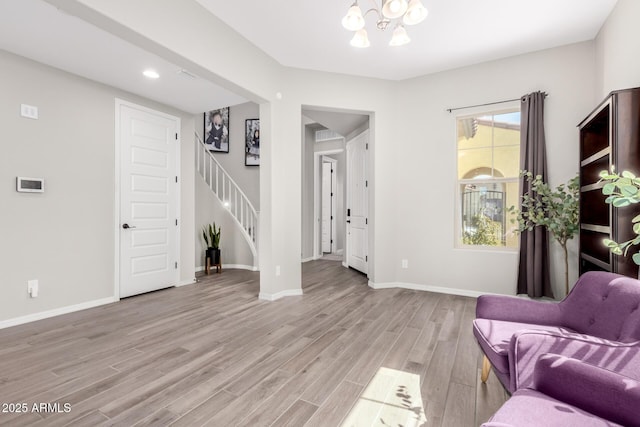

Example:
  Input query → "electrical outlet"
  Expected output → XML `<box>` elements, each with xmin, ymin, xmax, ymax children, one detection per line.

<box><xmin>28</xmin><ymin>279</ymin><xmax>39</xmax><ymax>298</ymax></box>
<box><xmin>401</xmin><ymin>259</ymin><xmax>408</xmax><ymax>269</ymax></box>
<box><xmin>275</xmin><ymin>265</ymin><xmax>281</xmax><ymax>276</ymax></box>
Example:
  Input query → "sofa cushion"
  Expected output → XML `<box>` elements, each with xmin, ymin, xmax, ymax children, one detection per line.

<box><xmin>473</xmin><ymin>319</ymin><xmax>572</xmax><ymax>374</ymax></box>
<box><xmin>482</xmin><ymin>389</ymin><xmax>623</xmax><ymax>427</ymax></box>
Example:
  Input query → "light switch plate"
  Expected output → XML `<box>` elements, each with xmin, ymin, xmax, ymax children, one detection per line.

<box><xmin>20</xmin><ymin>104</ymin><xmax>38</xmax><ymax>119</ymax></box>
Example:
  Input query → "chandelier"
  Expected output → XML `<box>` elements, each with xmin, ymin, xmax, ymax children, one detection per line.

<box><xmin>342</xmin><ymin>0</ymin><xmax>428</xmax><ymax>48</ymax></box>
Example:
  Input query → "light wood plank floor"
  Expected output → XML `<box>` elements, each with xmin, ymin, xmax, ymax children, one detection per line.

<box><xmin>0</xmin><ymin>260</ymin><xmax>508</xmax><ymax>426</ymax></box>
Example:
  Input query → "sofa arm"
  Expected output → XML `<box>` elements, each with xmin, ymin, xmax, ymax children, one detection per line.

<box><xmin>535</xmin><ymin>354</ymin><xmax>640</xmax><ymax>427</ymax></box>
<box><xmin>476</xmin><ymin>294</ymin><xmax>563</xmax><ymax>325</ymax></box>
<box><xmin>509</xmin><ymin>329</ymin><xmax>640</xmax><ymax>391</ymax></box>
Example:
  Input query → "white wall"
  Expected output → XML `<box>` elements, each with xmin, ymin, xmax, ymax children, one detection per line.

<box><xmin>0</xmin><ymin>49</ymin><xmax>195</xmax><ymax>324</ymax></box>
<box><xmin>394</xmin><ymin>42</ymin><xmax>596</xmax><ymax>298</ymax></box>
<box><xmin>33</xmin><ymin>0</ymin><xmax>618</xmax><ymax>301</ymax></box>
<box><xmin>596</xmin><ymin>0</ymin><xmax>640</xmax><ymax>97</ymax></box>
<box><xmin>194</xmin><ymin>175</ymin><xmax>254</xmax><ymax>270</ymax></box>
<box><xmin>194</xmin><ymin>102</ymin><xmax>259</xmax><ymax>270</ymax></box>
<box><xmin>301</xmin><ymin>123</ymin><xmax>316</xmax><ymax>260</ymax></box>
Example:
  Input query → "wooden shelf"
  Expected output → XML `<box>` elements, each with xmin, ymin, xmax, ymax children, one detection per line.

<box><xmin>581</xmin><ymin>224</ymin><xmax>611</xmax><ymax>234</ymax></box>
<box><xmin>580</xmin><ymin>253</ymin><xmax>611</xmax><ymax>271</ymax></box>
<box><xmin>581</xmin><ymin>182</ymin><xmax>605</xmax><ymax>192</ymax></box>
<box><xmin>581</xmin><ymin>147</ymin><xmax>611</xmax><ymax>167</ymax></box>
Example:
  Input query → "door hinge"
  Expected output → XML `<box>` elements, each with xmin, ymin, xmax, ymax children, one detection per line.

<box><xmin>366</xmin><ymin>255</ymin><xmax>368</xmax><ymax>262</ymax></box>
<box><xmin>331</xmin><ymin>216</ymin><xmax>333</xmax><ymax>220</ymax></box>
<box><xmin>175</xmin><ymin>219</ymin><xmax>178</xmax><ymax>226</ymax></box>
<box><xmin>175</xmin><ymin>261</ymin><xmax>178</xmax><ymax>269</ymax></box>
<box><xmin>366</xmin><ymin>218</ymin><xmax>368</xmax><ymax>225</ymax></box>
<box><xmin>175</xmin><ymin>133</ymin><xmax>178</xmax><ymax>140</ymax></box>
<box><xmin>365</xmin><ymin>180</ymin><xmax>368</xmax><ymax>187</ymax></box>
<box><xmin>175</xmin><ymin>176</ymin><xmax>178</xmax><ymax>183</ymax></box>
<box><xmin>366</xmin><ymin>143</ymin><xmax>369</xmax><ymax>150</ymax></box>
<box><xmin>331</xmin><ymin>192</ymin><xmax>334</xmax><ymax>196</ymax></box>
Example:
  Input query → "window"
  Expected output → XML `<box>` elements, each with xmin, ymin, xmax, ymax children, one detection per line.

<box><xmin>457</xmin><ymin>110</ymin><xmax>521</xmax><ymax>249</ymax></box>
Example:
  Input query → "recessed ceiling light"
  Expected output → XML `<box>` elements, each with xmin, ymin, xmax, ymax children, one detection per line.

<box><xmin>143</xmin><ymin>69</ymin><xmax>160</xmax><ymax>79</ymax></box>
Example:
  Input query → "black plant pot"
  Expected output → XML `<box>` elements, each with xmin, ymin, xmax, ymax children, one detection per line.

<box><xmin>206</xmin><ymin>248</ymin><xmax>221</xmax><ymax>265</ymax></box>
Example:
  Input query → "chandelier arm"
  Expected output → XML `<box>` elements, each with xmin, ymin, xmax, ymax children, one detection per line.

<box><xmin>363</xmin><ymin>0</ymin><xmax>384</xmax><ymax>18</ymax></box>
<box><xmin>362</xmin><ymin>8</ymin><xmax>381</xmax><ymax>19</ymax></box>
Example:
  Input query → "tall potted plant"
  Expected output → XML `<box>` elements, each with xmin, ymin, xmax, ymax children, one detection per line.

<box><xmin>509</xmin><ymin>172</ymin><xmax>580</xmax><ymax>296</ymax></box>
<box><xmin>202</xmin><ymin>223</ymin><xmax>221</xmax><ymax>265</ymax></box>
<box><xmin>600</xmin><ymin>170</ymin><xmax>640</xmax><ymax>265</ymax></box>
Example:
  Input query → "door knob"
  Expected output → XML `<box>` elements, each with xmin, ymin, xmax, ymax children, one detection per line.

<box><xmin>122</xmin><ymin>223</ymin><xmax>136</xmax><ymax>229</ymax></box>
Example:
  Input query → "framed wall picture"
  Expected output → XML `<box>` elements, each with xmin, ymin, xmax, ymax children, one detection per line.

<box><xmin>204</xmin><ymin>107</ymin><xmax>230</xmax><ymax>152</ymax></box>
<box><xmin>245</xmin><ymin>119</ymin><xmax>260</xmax><ymax>166</ymax></box>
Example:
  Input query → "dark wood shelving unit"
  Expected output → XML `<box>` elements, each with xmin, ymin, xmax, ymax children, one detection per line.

<box><xmin>578</xmin><ymin>87</ymin><xmax>640</xmax><ymax>278</ymax></box>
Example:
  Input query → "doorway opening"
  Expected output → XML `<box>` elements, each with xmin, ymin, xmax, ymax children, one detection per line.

<box><xmin>301</xmin><ymin>107</ymin><xmax>372</xmax><ymax>275</ymax></box>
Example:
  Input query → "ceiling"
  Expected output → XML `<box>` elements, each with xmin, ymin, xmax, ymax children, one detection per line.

<box><xmin>0</xmin><ymin>0</ymin><xmax>246</xmax><ymax>114</ymax></box>
<box><xmin>196</xmin><ymin>0</ymin><xmax>617</xmax><ymax>80</ymax></box>
<box><xmin>0</xmin><ymin>0</ymin><xmax>618</xmax><ymax>115</ymax></box>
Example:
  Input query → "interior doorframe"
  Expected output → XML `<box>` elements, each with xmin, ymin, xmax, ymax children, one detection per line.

<box><xmin>313</xmin><ymin>148</ymin><xmax>344</xmax><ymax>260</ymax></box>
<box><xmin>321</xmin><ymin>156</ymin><xmax>338</xmax><ymax>254</ymax></box>
<box><xmin>114</xmin><ymin>98</ymin><xmax>182</xmax><ymax>300</ymax></box>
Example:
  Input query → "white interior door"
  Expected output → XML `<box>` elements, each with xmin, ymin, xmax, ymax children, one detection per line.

<box><xmin>322</xmin><ymin>161</ymin><xmax>333</xmax><ymax>253</ymax></box>
<box><xmin>118</xmin><ymin>101</ymin><xmax>179</xmax><ymax>298</ymax></box>
<box><xmin>321</xmin><ymin>158</ymin><xmax>338</xmax><ymax>254</ymax></box>
<box><xmin>346</xmin><ymin>130</ymin><xmax>368</xmax><ymax>274</ymax></box>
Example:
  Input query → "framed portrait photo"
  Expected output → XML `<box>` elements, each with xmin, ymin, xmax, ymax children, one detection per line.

<box><xmin>204</xmin><ymin>107</ymin><xmax>230</xmax><ymax>153</ymax></box>
<box><xmin>245</xmin><ymin>119</ymin><xmax>260</xmax><ymax>166</ymax></box>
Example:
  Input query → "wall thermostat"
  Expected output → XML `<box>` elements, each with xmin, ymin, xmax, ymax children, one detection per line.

<box><xmin>16</xmin><ymin>177</ymin><xmax>45</xmax><ymax>193</ymax></box>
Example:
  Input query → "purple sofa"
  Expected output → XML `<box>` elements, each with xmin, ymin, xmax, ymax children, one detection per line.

<box><xmin>473</xmin><ymin>271</ymin><xmax>640</xmax><ymax>392</ymax></box>
<box><xmin>482</xmin><ymin>354</ymin><xmax>640</xmax><ymax>427</ymax></box>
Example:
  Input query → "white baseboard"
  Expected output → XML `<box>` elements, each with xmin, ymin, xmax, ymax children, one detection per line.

<box><xmin>301</xmin><ymin>255</ymin><xmax>323</xmax><ymax>263</ymax></box>
<box><xmin>342</xmin><ymin>261</ymin><xmax>348</xmax><ymax>268</ymax></box>
<box><xmin>335</xmin><ymin>249</ymin><xmax>344</xmax><ymax>255</ymax></box>
<box><xmin>196</xmin><ymin>264</ymin><xmax>258</xmax><ymax>272</ymax></box>
<box><xmin>367</xmin><ymin>281</ymin><xmax>506</xmax><ymax>298</ymax></box>
<box><xmin>0</xmin><ymin>297</ymin><xmax>117</xmax><ymax>330</ymax></box>
<box><xmin>259</xmin><ymin>289</ymin><xmax>304</xmax><ymax>301</ymax></box>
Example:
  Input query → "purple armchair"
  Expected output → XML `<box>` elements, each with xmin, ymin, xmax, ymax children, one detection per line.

<box><xmin>474</xmin><ymin>271</ymin><xmax>640</xmax><ymax>392</ymax></box>
<box><xmin>483</xmin><ymin>354</ymin><xmax>640</xmax><ymax>427</ymax></box>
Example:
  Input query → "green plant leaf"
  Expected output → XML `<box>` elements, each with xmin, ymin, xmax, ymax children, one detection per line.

<box><xmin>633</xmin><ymin>252</ymin><xmax>640</xmax><ymax>266</ymax></box>
<box><xmin>621</xmin><ymin>185</ymin><xmax>639</xmax><ymax>197</ymax></box>
<box><xmin>602</xmin><ymin>183</ymin><xmax>616</xmax><ymax>195</ymax></box>
<box><xmin>613</xmin><ymin>198</ymin><xmax>632</xmax><ymax>208</ymax></box>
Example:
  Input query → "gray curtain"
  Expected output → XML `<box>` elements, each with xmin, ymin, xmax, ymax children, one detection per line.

<box><xmin>517</xmin><ymin>92</ymin><xmax>553</xmax><ymax>298</ymax></box>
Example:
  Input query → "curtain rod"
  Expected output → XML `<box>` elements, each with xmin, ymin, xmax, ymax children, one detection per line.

<box><xmin>446</xmin><ymin>92</ymin><xmax>548</xmax><ymax>113</ymax></box>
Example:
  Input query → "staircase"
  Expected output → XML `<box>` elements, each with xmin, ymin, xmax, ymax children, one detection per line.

<box><xmin>195</xmin><ymin>132</ymin><xmax>258</xmax><ymax>267</ymax></box>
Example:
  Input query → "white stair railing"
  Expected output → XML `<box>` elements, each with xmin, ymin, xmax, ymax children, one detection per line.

<box><xmin>195</xmin><ymin>132</ymin><xmax>258</xmax><ymax>266</ymax></box>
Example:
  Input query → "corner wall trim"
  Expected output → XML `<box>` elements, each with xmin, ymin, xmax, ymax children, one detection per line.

<box><xmin>0</xmin><ymin>297</ymin><xmax>117</xmax><ymax>330</ymax></box>
<box><xmin>176</xmin><ymin>278</ymin><xmax>197</xmax><ymax>287</ymax></box>
<box><xmin>258</xmin><ymin>289</ymin><xmax>304</xmax><ymax>301</ymax></box>
<box><xmin>367</xmin><ymin>281</ymin><xmax>507</xmax><ymax>298</ymax></box>
<box><xmin>301</xmin><ymin>255</ymin><xmax>322</xmax><ymax>263</ymax></box>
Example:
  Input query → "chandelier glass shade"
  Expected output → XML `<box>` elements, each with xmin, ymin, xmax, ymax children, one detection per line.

<box><xmin>342</xmin><ymin>0</ymin><xmax>427</xmax><ymax>47</ymax></box>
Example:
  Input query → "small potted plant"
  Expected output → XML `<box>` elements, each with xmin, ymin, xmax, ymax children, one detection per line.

<box><xmin>202</xmin><ymin>222</ymin><xmax>221</xmax><ymax>266</ymax></box>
